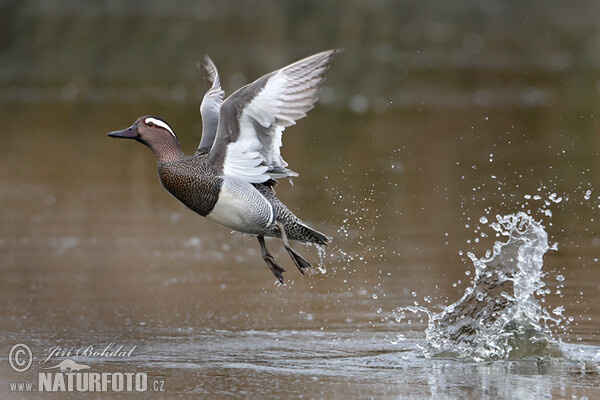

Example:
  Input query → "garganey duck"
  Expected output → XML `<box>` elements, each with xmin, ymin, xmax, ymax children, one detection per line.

<box><xmin>108</xmin><ymin>50</ymin><xmax>337</xmax><ymax>283</ymax></box>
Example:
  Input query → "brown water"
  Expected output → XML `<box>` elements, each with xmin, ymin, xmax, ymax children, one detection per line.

<box><xmin>2</xmin><ymin>1</ymin><xmax>600</xmax><ymax>398</ymax></box>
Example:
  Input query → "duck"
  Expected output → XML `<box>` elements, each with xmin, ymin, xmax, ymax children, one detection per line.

<box><xmin>107</xmin><ymin>50</ymin><xmax>338</xmax><ymax>283</ymax></box>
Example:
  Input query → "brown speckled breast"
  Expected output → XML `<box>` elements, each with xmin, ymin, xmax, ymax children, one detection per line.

<box><xmin>157</xmin><ymin>154</ymin><xmax>222</xmax><ymax>217</ymax></box>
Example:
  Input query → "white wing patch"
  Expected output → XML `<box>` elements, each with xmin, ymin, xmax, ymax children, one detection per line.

<box><xmin>235</xmin><ymin>71</ymin><xmax>294</xmax><ymax>175</ymax></box>
<box><xmin>223</xmin><ymin>140</ymin><xmax>269</xmax><ymax>183</ymax></box>
<box><xmin>145</xmin><ymin>117</ymin><xmax>176</xmax><ymax>138</ymax></box>
<box><xmin>215</xmin><ymin>50</ymin><xmax>337</xmax><ymax>184</ymax></box>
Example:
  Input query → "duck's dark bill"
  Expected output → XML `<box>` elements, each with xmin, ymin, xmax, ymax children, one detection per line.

<box><xmin>107</xmin><ymin>126</ymin><xmax>137</xmax><ymax>139</ymax></box>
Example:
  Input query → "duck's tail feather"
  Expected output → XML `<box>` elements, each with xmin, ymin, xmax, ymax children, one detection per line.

<box><xmin>292</xmin><ymin>222</ymin><xmax>331</xmax><ymax>245</ymax></box>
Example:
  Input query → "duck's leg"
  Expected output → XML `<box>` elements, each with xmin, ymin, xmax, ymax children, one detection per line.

<box><xmin>276</xmin><ymin>222</ymin><xmax>311</xmax><ymax>274</ymax></box>
<box><xmin>257</xmin><ymin>236</ymin><xmax>285</xmax><ymax>283</ymax></box>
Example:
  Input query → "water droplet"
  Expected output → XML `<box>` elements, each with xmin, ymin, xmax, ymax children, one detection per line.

<box><xmin>552</xmin><ymin>306</ymin><xmax>565</xmax><ymax>316</ymax></box>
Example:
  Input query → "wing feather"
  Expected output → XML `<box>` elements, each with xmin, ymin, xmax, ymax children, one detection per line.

<box><xmin>208</xmin><ymin>49</ymin><xmax>338</xmax><ymax>183</ymax></box>
<box><xmin>197</xmin><ymin>55</ymin><xmax>225</xmax><ymax>152</ymax></box>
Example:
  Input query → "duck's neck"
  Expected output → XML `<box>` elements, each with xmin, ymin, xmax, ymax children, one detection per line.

<box><xmin>149</xmin><ymin>137</ymin><xmax>185</xmax><ymax>163</ymax></box>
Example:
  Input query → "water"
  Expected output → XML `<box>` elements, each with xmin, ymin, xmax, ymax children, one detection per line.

<box><xmin>401</xmin><ymin>213</ymin><xmax>563</xmax><ymax>360</ymax></box>
<box><xmin>3</xmin><ymin>1</ymin><xmax>600</xmax><ymax>399</ymax></box>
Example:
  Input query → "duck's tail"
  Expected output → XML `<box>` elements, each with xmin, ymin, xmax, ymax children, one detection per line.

<box><xmin>255</xmin><ymin>184</ymin><xmax>331</xmax><ymax>245</ymax></box>
<box><xmin>292</xmin><ymin>222</ymin><xmax>331</xmax><ymax>245</ymax></box>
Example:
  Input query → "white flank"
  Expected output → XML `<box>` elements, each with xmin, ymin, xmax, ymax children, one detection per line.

<box><xmin>145</xmin><ymin>117</ymin><xmax>176</xmax><ymax>138</ymax></box>
<box><xmin>206</xmin><ymin>190</ymin><xmax>261</xmax><ymax>234</ymax></box>
<box><xmin>206</xmin><ymin>179</ymin><xmax>273</xmax><ymax>235</ymax></box>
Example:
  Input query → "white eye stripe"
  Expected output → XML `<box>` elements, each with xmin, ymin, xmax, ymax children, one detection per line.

<box><xmin>145</xmin><ymin>117</ymin><xmax>176</xmax><ymax>138</ymax></box>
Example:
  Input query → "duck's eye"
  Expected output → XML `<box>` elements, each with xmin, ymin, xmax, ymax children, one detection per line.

<box><xmin>147</xmin><ymin>121</ymin><xmax>154</xmax><ymax>127</ymax></box>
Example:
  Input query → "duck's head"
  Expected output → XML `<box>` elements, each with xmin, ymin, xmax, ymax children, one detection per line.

<box><xmin>108</xmin><ymin>116</ymin><xmax>183</xmax><ymax>161</ymax></box>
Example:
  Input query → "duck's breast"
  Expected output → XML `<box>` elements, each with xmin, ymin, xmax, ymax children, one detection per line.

<box><xmin>158</xmin><ymin>158</ymin><xmax>222</xmax><ymax>217</ymax></box>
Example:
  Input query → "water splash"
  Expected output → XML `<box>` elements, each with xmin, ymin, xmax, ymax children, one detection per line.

<box><xmin>400</xmin><ymin>212</ymin><xmax>564</xmax><ymax>360</ymax></box>
<box><xmin>315</xmin><ymin>244</ymin><xmax>328</xmax><ymax>274</ymax></box>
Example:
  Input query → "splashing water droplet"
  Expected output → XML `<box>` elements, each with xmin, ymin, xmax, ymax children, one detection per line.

<box><xmin>390</xmin><ymin>334</ymin><xmax>406</xmax><ymax>344</ymax></box>
<box><xmin>552</xmin><ymin>306</ymin><xmax>565</xmax><ymax>316</ymax></box>
<box><xmin>315</xmin><ymin>244</ymin><xmax>328</xmax><ymax>274</ymax></box>
<box><xmin>399</xmin><ymin>212</ymin><xmax>563</xmax><ymax>360</ymax></box>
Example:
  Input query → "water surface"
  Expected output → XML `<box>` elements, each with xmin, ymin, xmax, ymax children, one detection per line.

<box><xmin>2</xmin><ymin>1</ymin><xmax>600</xmax><ymax>398</ymax></box>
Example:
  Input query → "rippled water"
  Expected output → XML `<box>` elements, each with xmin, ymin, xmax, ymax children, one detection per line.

<box><xmin>2</xmin><ymin>1</ymin><xmax>600</xmax><ymax>399</ymax></box>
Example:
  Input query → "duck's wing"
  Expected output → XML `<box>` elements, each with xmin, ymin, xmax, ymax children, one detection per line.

<box><xmin>208</xmin><ymin>49</ymin><xmax>338</xmax><ymax>183</ymax></box>
<box><xmin>196</xmin><ymin>55</ymin><xmax>225</xmax><ymax>152</ymax></box>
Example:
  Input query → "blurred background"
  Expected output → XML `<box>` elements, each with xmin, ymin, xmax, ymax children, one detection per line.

<box><xmin>2</xmin><ymin>0</ymin><xmax>600</xmax><ymax>397</ymax></box>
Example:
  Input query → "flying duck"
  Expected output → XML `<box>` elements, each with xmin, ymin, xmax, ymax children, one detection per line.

<box><xmin>107</xmin><ymin>50</ymin><xmax>337</xmax><ymax>283</ymax></box>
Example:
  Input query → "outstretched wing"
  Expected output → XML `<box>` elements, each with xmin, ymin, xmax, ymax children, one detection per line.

<box><xmin>208</xmin><ymin>49</ymin><xmax>338</xmax><ymax>183</ymax></box>
<box><xmin>197</xmin><ymin>55</ymin><xmax>225</xmax><ymax>152</ymax></box>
